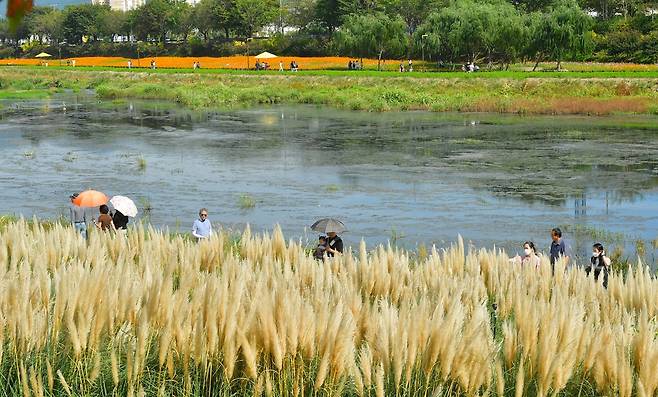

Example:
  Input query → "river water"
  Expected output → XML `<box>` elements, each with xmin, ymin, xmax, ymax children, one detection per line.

<box><xmin>1</xmin><ymin>92</ymin><xmax>657</xmax><ymax>263</ymax></box>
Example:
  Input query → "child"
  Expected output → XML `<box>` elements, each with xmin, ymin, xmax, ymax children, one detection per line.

<box><xmin>95</xmin><ymin>204</ymin><xmax>115</xmax><ymax>232</ymax></box>
<box><xmin>314</xmin><ymin>235</ymin><xmax>327</xmax><ymax>260</ymax></box>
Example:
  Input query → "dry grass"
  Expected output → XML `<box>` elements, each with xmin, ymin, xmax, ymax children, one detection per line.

<box><xmin>0</xmin><ymin>218</ymin><xmax>657</xmax><ymax>396</ymax></box>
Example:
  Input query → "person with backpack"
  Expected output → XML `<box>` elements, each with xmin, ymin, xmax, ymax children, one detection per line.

<box><xmin>69</xmin><ymin>193</ymin><xmax>87</xmax><ymax>239</ymax></box>
<box><xmin>586</xmin><ymin>243</ymin><xmax>611</xmax><ymax>289</ymax></box>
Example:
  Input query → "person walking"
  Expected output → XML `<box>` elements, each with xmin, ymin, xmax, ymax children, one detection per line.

<box><xmin>549</xmin><ymin>227</ymin><xmax>570</xmax><ymax>274</ymax></box>
<box><xmin>586</xmin><ymin>243</ymin><xmax>611</xmax><ymax>289</ymax></box>
<box><xmin>192</xmin><ymin>208</ymin><xmax>212</xmax><ymax>241</ymax></box>
<box><xmin>69</xmin><ymin>193</ymin><xmax>87</xmax><ymax>239</ymax></box>
<box><xmin>127</xmin><ymin>60</ymin><xmax>132</xmax><ymax>69</ymax></box>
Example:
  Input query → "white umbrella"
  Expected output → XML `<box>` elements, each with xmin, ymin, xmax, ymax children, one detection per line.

<box><xmin>109</xmin><ymin>196</ymin><xmax>138</xmax><ymax>217</ymax></box>
<box><xmin>255</xmin><ymin>51</ymin><xmax>277</xmax><ymax>59</ymax></box>
<box><xmin>35</xmin><ymin>52</ymin><xmax>52</xmax><ymax>58</ymax></box>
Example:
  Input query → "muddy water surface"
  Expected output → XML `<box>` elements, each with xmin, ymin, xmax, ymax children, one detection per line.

<box><xmin>1</xmin><ymin>93</ymin><xmax>657</xmax><ymax>264</ymax></box>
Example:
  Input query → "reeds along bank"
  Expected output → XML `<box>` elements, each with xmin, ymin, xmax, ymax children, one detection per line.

<box><xmin>0</xmin><ymin>219</ymin><xmax>657</xmax><ymax>396</ymax></box>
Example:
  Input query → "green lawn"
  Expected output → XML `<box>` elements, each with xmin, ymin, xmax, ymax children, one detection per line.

<box><xmin>4</xmin><ymin>64</ymin><xmax>658</xmax><ymax>79</ymax></box>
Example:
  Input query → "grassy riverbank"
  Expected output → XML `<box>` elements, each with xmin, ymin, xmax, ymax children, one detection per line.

<box><xmin>1</xmin><ymin>67</ymin><xmax>657</xmax><ymax>114</ymax></box>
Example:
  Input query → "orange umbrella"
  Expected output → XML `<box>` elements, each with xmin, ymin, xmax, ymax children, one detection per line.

<box><xmin>72</xmin><ymin>190</ymin><xmax>108</xmax><ymax>207</ymax></box>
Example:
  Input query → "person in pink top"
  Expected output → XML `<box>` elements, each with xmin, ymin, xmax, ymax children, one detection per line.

<box><xmin>510</xmin><ymin>241</ymin><xmax>541</xmax><ymax>268</ymax></box>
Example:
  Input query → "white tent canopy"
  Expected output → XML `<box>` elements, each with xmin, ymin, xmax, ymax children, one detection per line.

<box><xmin>254</xmin><ymin>52</ymin><xmax>277</xmax><ymax>59</ymax></box>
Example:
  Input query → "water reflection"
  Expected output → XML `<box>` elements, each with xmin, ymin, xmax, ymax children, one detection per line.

<box><xmin>0</xmin><ymin>93</ymin><xmax>657</xmax><ymax>264</ymax></box>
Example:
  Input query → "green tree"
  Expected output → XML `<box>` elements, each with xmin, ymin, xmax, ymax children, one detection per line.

<box><xmin>315</xmin><ymin>0</ymin><xmax>382</xmax><ymax>32</ymax></box>
<box><xmin>88</xmin><ymin>5</ymin><xmax>112</xmax><ymax>41</ymax></box>
<box><xmin>25</xmin><ymin>7</ymin><xmax>62</xmax><ymax>44</ymax></box>
<box><xmin>487</xmin><ymin>2</ymin><xmax>528</xmax><ymax>67</ymax></box>
<box><xmin>192</xmin><ymin>0</ymin><xmax>216</xmax><ymax>41</ymax></box>
<box><xmin>234</xmin><ymin>0</ymin><xmax>278</xmax><ymax>37</ymax></box>
<box><xmin>412</xmin><ymin>1</ymin><xmax>491</xmax><ymax>64</ymax></box>
<box><xmin>381</xmin><ymin>0</ymin><xmax>446</xmax><ymax>34</ymax></box>
<box><xmin>287</xmin><ymin>0</ymin><xmax>318</xmax><ymax>30</ymax></box>
<box><xmin>315</xmin><ymin>0</ymin><xmax>341</xmax><ymax>32</ymax></box>
<box><xmin>526</xmin><ymin>0</ymin><xmax>593</xmax><ymax>70</ymax></box>
<box><xmin>106</xmin><ymin>10</ymin><xmax>131</xmax><ymax>40</ymax></box>
<box><xmin>510</xmin><ymin>0</ymin><xmax>555</xmax><ymax>11</ymax></box>
<box><xmin>212</xmin><ymin>0</ymin><xmax>240</xmax><ymax>39</ymax></box>
<box><xmin>131</xmin><ymin>0</ymin><xmax>180</xmax><ymax>42</ymax></box>
<box><xmin>191</xmin><ymin>0</ymin><xmax>239</xmax><ymax>40</ymax></box>
<box><xmin>335</xmin><ymin>12</ymin><xmax>407</xmax><ymax>70</ymax></box>
<box><xmin>173</xmin><ymin>1</ymin><xmax>194</xmax><ymax>40</ymax></box>
<box><xmin>413</xmin><ymin>0</ymin><xmax>527</xmax><ymax>67</ymax></box>
<box><xmin>61</xmin><ymin>4</ymin><xmax>109</xmax><ymax>44</ymax></box>
<box><xmin>337</xmin><ymin>0</ymin><xmax>383</xmax><ymax>15</ymax></box>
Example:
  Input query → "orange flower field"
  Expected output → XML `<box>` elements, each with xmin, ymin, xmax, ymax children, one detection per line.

<box><xmin>0</xmin><ymin>56</ymin><xmax>403</xmax><ymax>70</ymax></box>
<box><xmin>2</xmin><ymin>56</ymin><xmax>657</xmax><ymax>73</ymax></box>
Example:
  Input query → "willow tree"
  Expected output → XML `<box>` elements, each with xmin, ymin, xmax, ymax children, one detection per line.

<box><xmin>335</xmin><ymin>12</ymin><xmax>407</xmax><ymax>70</ymax></box>
<box><xmin>526</xmin><ymin>0</ymin><xmax>593</xmax><ymax>70</ymax></box>
<box><xmin>413</xmin><ymin>0</ymin><xmax>526</xmax><ymax>68</ymax></box>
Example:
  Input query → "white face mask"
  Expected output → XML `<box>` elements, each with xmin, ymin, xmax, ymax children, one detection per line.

<box><xmin>592</xmin><ymin>251</ymin><xmax>599</xmax><ymax>257</ymax></box>
<box><xmin>524</xmin><ymin>248</ymin><xmax>532</xmax><ymax>256</ymax></box>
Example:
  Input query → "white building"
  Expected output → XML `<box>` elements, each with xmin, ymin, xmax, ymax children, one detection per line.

<box><xmin>91</xmin><ymin>0</ymin><xmax>143</xmax><ymax>11</ymax></box>
<box><xmin>92</xmin><ymin>0</ymin><xmax>198</xmax><ymax>12</ymax></box>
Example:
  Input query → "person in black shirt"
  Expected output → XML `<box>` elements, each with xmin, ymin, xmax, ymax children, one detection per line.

<box><xmin>586</xmin><ymin>243</ymin><xmax>611</xmax><ymax>289</ymax></box>
<box><xmin>325</xmin><ymin>232</ymin><xmax>343</xmax><ymax>257</ymax></box>
<box><xmin>112</xmin><ymin>210</ymin><xmax>129</xmax><ymax>230</ymax></box>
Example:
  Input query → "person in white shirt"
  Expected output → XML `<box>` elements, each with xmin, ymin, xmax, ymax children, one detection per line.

<box><xmin>192</xmin><ymin>208</ymin><xmax>212</xmax><ymax>240</ymax></box>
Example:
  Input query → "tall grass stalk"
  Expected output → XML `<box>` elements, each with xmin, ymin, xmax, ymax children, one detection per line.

<box><xmin>0</xmin><ymin>219</ymin><xmax>656</xmax><ymax>396</ymax></box>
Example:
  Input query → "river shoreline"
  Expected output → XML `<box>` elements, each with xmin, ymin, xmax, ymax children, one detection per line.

<box><xmin>1</xmin><ymin>67</ymin><xmax>657</xmax><ymax>115</ymax></box>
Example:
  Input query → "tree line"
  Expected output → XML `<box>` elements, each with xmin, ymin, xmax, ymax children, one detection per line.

<box><xmin>0</xmin><ymin>0</ymin><xmax>656</xmax><ymax>66</ymax></box>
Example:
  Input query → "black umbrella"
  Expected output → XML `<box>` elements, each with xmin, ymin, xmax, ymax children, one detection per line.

<box><xmin>310</xmin><ymin>218</ymin><xmax>347</xmax><ymax>234</ymax></box>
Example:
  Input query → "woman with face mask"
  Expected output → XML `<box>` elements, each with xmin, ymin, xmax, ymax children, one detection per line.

<box><xmin>586</xmin><ymin>243</ymin><xmax>611</xmax><ymax>289</ymax></box>
<box><xmin>510</xmin><ymin>241</ymin><xmax>540</xmax><ymax>268</ymax></box>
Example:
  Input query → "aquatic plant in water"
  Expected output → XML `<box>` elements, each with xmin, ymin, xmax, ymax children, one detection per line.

<box><xmin>137</xmin><ymin>155</ymin><xmax>147</xmax><ymax>171</ymax></box>
<box><xmin>238</xmin><ymin>194</ymin><xmax>256</xmax><ymax>210</ymax></box>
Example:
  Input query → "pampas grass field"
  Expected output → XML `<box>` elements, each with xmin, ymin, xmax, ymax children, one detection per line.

<box><xmin>0</xmin><ymin>218</ymin><xmax>657</xmax><ymax>396</ymax></box>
